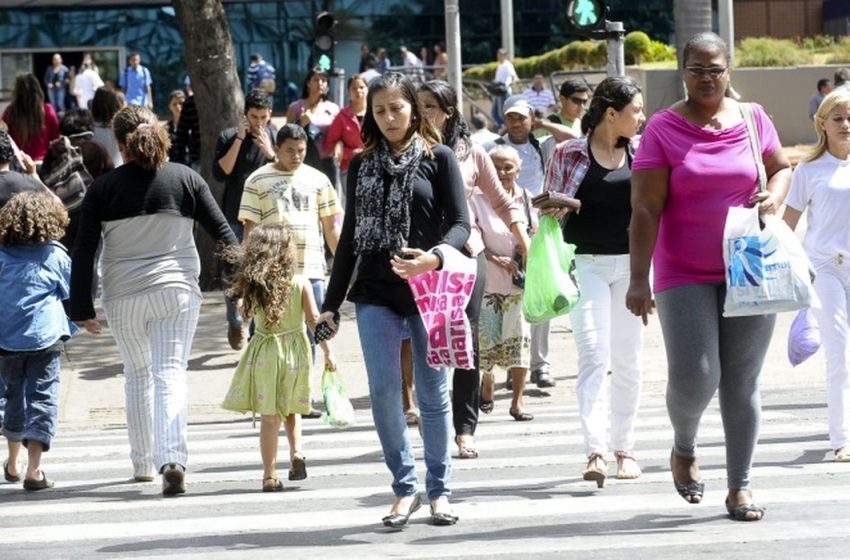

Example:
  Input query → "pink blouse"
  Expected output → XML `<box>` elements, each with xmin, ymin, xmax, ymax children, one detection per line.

<box><xmin>632</xmin><ymin>104</ymin><xmax>780</xmax><ymax>292</ymax></box>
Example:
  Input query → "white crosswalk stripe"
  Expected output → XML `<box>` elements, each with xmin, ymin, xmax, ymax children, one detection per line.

<box><xmin>1</xmin><ymin>393</ymin><xmax>847</xmax><ymax>558</ymax></box>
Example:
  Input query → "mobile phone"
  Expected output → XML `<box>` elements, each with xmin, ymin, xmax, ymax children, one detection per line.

<box><xmin>314</xmin><ymin>311</ymin><xmax>340</xmax><ymax>343</ymax></box>
<box><xmin>393</xmin><ymin>249</ymin><xmax>415</xmax><ymax>261</ymax></box>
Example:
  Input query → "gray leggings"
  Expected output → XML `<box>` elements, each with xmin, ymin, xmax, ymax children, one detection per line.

<box><xmin>655</xmin><ymin>283</ymin><xmax>775</xmax><ymax>490</ymax></box>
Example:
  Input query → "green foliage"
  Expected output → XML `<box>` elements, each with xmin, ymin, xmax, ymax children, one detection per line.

<box><xmin>645</xmin><ymin>40</ymin><xmax>677</xmax><ymax>63</ymax></box>
<box><xmin>801</xmin><ymin>35</ymin><xmax>836</xmax><ymax>53</ymax></box>
<box><xmin>736</xmin><ymin>37</ymin><xmax>813</xmax><ymax>67</ymax></box>
<box><xmin>827</xmin><ymin>37</ymin><xmax>850</xmax><ymax>64</ymax></box>
<box><xmin>624</xmin><ymin>31</ymin><xmax>652</xmax><ymax>65</ymax></box>
<box><xmin>462</xmin><ymin>40</ymin><xmax>608</xmax><ymax>80</ymax></box>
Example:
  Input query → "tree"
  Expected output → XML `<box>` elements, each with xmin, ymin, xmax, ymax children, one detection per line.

<box><xmin>673</xmin><ymin>0</ymin><xmax>712</xmax><ymax>67</ymax></box>
<box><xmin>172</xmin><ymin>0</ymin><xmax>244</xmax><ymax>289</ymax></box>
<box><xmin>624</xmin><ymin>31</ymin><xmax>652</xmax><ymax>65</ymax></box>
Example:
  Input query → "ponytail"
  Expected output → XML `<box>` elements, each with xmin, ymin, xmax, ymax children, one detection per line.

<box><xmin>112</xmin><ymin>106</ymin><xmax>169</xmax><ymax>170</ymax></box>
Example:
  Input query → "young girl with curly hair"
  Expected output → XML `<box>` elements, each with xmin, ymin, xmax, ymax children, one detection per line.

<box><xmin>0</xmin><ymin>191</ymin><xmax>71</xmax><ymax>490</ymax></box>
<box><xmin>222</xmin><ymin>223</ymin><xmax>336</xmax><ymax>492</ymax></box>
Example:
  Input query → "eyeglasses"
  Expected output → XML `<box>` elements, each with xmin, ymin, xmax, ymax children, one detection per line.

<box><xmin>569</xmin><ymin>96</ymin><xmax>589</xmax><ymax>105</ymax></box>
<box><xmin>685</xmin><ymin>66</ymin><xmax>728</xmax><ymax>78</ymax></box>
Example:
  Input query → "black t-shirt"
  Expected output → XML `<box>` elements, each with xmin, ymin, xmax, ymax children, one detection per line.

<box><xmin>562</xmin><ymin>149</ymin><xmax>632</xmax><ymax>255</ymax></box>
<box><xmin>323</xmin><ymin>144</ymin><xmax>470</xmax><ymax>317</ymax></box>
<box><xmin>0</xmin><ymin>170</ymin><xmax>43</xmax><ymax>207</ymax></box>
<box><xmin>212</xmin><ymin>126</ymin><xmax>276</xmax><ymax>223</ymax></box>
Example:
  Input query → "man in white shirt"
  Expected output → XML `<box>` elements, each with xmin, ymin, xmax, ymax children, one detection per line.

<box><xmin>469</xmin><ymin>112</ymin><xmax>500</xmax><ymax>145</ymax></box>
<box><xmin>484</xmin><ymin>95</ymin><xmax>556</xmax><ymax>389</ymax></box>
<box><xmin>491</xmin><ymin>48</ymin><xmax>518</xmax><ymax>129</ymax></box>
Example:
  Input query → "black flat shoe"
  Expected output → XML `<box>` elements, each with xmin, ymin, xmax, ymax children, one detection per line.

<box><xmin>430</xmin><ymin>506</ymin><xmax>459</xmax><ymax>526</ymax></box>
<box><xmin>382</xmin><ymin>494</ymin><xmax>422</xmax><ymax>528</ymax></box>
<box><xmin>288</xmin><ymin>455</ymin><xmax>307</xmax><ymax>481</ymax></box>
<box><xmin>509</xmin><ymin>408</ymin><xmax>534</xmax><ymax>422</ymax></box>
<box><xmin>4</xmin><ymin>460</ymin><xmax>21</xmax><ymax>483</ymax></box>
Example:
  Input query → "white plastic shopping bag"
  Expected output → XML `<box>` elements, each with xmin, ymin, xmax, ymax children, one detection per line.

<box><xmin>722</xmin><ymin>206</ymin><xmax>813</xmax><ymax>317</ymax></box>
<box><xmin>407</xmin><ymin>244</ymin><xmax>477</xmax><ymax>369</ymax></box>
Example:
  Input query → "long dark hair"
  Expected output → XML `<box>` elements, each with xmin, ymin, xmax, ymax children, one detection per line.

<box><xmin>300</xmin><ymin>67</ymin><xmax>328</xmax><ymax>102</ymax></box>
<box><xmin>581</xmin><ymin>76</ymin><xmax>642</xmax><ymax>147</ymax></box>
<box><xmin>360</xmin><ymin>72</ymin><xmax>441</xmax><ymax>156</ymax></box>
<box><xmin>417</xmin><ymin>80</ymin><xmax>470</xmax><ymax>153</ymax></box>
<box><xmin>7</xmin><ymin>74</ymin><xmax>45</xmax><ymax>146</ymax></box>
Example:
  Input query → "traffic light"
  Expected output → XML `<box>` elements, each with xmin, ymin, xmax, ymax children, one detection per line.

<box><xmin>566</xmin><ymin>0</ymin><xmax>606</xmax><ymax>32</ymax></box>
<box><xmin>313</xmin><ymin>11</ymin><xmax>336</xmax><ymax>72</ymax></box>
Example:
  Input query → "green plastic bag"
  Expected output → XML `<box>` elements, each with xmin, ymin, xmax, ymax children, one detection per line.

<box><xmin>522</xmin><ymin>214</ymin><xmax>580</xmax><ymax>324</ymax></box>
<box><xmin>322</xmin><ymin>367</ymin><xmax>356</xmax><ymax>429</ymax></box>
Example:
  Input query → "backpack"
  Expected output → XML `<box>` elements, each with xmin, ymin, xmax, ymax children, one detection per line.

<box><xmin>40</xmin><ymin>136</ymin><xmax>93</xmax><ymax>213</ymax></box>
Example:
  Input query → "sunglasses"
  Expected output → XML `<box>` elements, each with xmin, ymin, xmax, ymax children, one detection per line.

<box><xmin>685</xmin><ymin>66</ymin><xmax>727</xmax><ymax>78</ymax></box>
<box><xmin>569</xmin><ymin>96</ymin><xmax>589</xmax><ymax>105</ymax></box>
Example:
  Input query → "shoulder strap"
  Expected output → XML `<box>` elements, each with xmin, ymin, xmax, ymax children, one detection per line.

<box><xmin>528</xmin><ymin>135</ymin><xmax>545</xmax><ymax>172</ymax></box>
<box><xmin>495</xmin><ymin>137</ymin><xmax>506</xmax><ymax>145</ymax></box>
<box><xmin>741</xmin><ymin>103</ymin><xmax>767</xmax><ymax>193</ymax></box>
<box><xmin>520</xmin><ymin>188</ymin><xmax>533</xmax><ymax>234</ymax></box>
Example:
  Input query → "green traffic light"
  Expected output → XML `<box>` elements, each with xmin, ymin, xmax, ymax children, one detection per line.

<box><xmin>318</xmin><ymin>54</ymin><xmax>332</xmax><ymax>72</ymax></box>
<box><xmin>575</xmin><ymin>0</ymin><xmax>598</xmax><ymax>26</ymax></box>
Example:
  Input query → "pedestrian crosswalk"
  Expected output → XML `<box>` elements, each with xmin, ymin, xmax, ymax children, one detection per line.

<box><xmin>1</xmin><ymin>392</ymin><xmax>848</xmax><ymax>559</ymax></box>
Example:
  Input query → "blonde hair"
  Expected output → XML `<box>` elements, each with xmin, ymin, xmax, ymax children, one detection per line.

<box><xmin>806</xmin><ymin>89</ymin><xmax>850</xmax><ymax>163</ymax></box>
<box><xmin>225</xmin><ymin>224</ymin><xmax>297</xmax><ymax>326</ymax></box>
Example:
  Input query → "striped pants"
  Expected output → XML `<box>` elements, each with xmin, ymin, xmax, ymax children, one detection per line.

<box><xmin>104</xmin><ymin>287</ymin><xmax>201</xmax><ymax>477</ymax></box>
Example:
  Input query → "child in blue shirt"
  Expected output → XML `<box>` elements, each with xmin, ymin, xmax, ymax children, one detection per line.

<box><xmin>0</xmin><ymin>191</ymin><xmax>72</xmax><ymax>490</ymax></box>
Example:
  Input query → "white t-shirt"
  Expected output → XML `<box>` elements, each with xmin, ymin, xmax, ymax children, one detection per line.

<box><xmin>75</xmin><ymin>68</ymin><xmax>104</xmax><ymax>110</ymax></box>
<box><xmin>494</xmin><ymin>60</ymin><xmax>516</xmax><ymax>88</ymax></box>
<box><xmin>785</xmin><ymin>152</ymin><xmax>850</xmax><ymax>269</ymax></box>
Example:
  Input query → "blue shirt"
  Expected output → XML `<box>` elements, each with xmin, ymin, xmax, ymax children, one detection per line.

<box><xmin>0</xmin><ymin>242</ymin><xmax>72</xmax><ymax>352</ymax></box>
<box><xmin>246</xmin><ymin>61</ymin><xmax>275</xmax><ymax>90</ymax></box>
<box><xmin>44</xmin><ymin>64</ymin><xmax>69</xmax><ymax>89</ymax></box>
<box><xmin>119</xmin><ymin>65</ymin><xmax>152</xmax><ymax>106</ymax></box>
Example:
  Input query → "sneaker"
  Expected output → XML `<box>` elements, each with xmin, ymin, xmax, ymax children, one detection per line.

<box><xmin>161</xmin><ymin>463</ymin><xmax>186</xmax><ymax>496</ymax></box>
<box><xmin>533</xmin><ymin>369</ymin><xmax>556</xmax><ymax>388</ymax></box>
<box><xmin>227</xmin><ymin>325</ymin><xmax>245</xmax><ymax>351</ymax></box>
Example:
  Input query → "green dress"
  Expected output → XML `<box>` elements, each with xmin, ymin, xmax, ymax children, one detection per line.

<box><xmin>222</xmin><ymin>275</ymin><xmax>312</xmax><ymax>417</ymax></box>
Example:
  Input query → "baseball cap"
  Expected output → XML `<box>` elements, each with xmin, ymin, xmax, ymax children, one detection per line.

<box><xmin>503</xmin><ymin>95</ymin><xmax>533</xmax><ymax>116</ymax></box>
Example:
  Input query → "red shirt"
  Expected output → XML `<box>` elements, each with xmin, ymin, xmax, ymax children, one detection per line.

<box><xmin>2</xmin><ymin>103</ymin><xmax>60</xmax><ymax>161</ymax></box>
<box><xmin>322</xmin><ymin>105</ymin><xmax>363</xmax><ymax>172</ymax></box>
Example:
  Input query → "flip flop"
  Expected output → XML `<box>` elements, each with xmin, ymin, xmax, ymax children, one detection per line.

<box><xmin>726</xmin><ymin>500</ymin><xmax>766</xmax><ymax>521</ymax></box>
<box><xmin>615</xmin><ymin>451</ymin><xmax>642</xmax><ymax>480</ymax></box>
<box><xmin>670</xmin><ymin>449</ymin><xmax>703</xmax><ymax>503</ymax></box>
<box><xmin>404</xmin><ymin>409</ymin><xmax>420</xmax><ymax>426</ymax></box>
<box><xmin>455</xmin><ymin>435</ymin><xmax>479</xmax><ymax>459</ymax></box>
<box><xmin>23</xmin><ymin>471</ymin><xmax>54</xmax><ymax>491</ymax></box>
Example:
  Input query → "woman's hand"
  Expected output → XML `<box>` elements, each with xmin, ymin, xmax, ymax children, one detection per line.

<box><xmin>333</xmin><ymin>141</ymin><xmax>344</xmax><ymax>164</ymax></box>
<box><xmin>317</xmin><ymin>311</ymin><xmax>339</xmax><ymax>334</ymax></box>
<box><xmin>83</xmin><ymin>318</ymin><xmax>102</xmax><ymax>335</ymax></box>
<box><xmin>625</xmin><ymin>278</ymin><xmax>655</xmax><ymax>326</ymax></box>
<box><xmin>540</xmin><ymin>207</ymin><xmax>572</xmax><ymax>220</ymax></box>
<box><xmin>492</xmin><ymin>255</ymin><xmax>518</xmax><ymax>275</ymax></box>
<box><xmin>749</xmin><ymin>190</ymin><xmax>781</xmax><ymax>214</ymax></box>
<box><xmin>390</xmin><ymin>248</ymin><xmax>440</xmax><ymax>279</ymax></box>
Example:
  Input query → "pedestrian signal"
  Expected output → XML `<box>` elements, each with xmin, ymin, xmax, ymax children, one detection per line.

<box><xmin>567</xmin><ymin>0</ymin><xmax>606</xmax><ymax>32</ymax></box>
<box><xmin>313</xmin><ymin>11</ymin><xmax>336</xmax><ymax>72</ymax></box>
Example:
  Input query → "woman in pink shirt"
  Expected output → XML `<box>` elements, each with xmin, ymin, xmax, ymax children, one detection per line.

<box><xmin>627</xmin><ymin>32</ymin><xmax>791</xmax><ymax>522</ymax></box>
<box><xmin>2</xmin><ymin>74</ymin><xmax>60</xmax><ymax>162</ymax></box>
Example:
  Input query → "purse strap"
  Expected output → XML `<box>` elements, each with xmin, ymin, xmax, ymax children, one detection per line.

<box><xmin>741</xmin><ymin>103</ymin><xmax>767</xmax><ymax>193</ymax></box>
<box><xmin>520</xmin><ymin>188</ymin><xmax>533</xmax><ymax>234</ymax></box>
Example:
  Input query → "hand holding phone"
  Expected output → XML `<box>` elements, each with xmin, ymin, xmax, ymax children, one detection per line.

<box><xmin>314</xmin><ymin>311</ymin><xmax>340</xmax><ymax>343</ymax></box>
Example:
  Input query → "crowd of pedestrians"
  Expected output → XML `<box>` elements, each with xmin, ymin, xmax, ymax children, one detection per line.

<box><xmin>1</xmin><ymin>31</ymin><xmax>849</xmax><ymax>532</ymax></box>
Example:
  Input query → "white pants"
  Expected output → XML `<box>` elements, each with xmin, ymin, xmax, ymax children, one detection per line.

<box><xmin>104</xmin><ymin>287</ymin><xmax>201</xmax><ymax>476</ymax></box>
<box><xmin>569</xmin><ymin>254</ymin><xmax>643</xmax><ymax>457</ymax></box>
<box><xmin>530</xmin><ymin>321</ymin><xmax>550</xmax><ymax>373</ymax></box>
<box><xmin>811</xmin><ymin>258</ymin><xmax>850</xmax><ymax>450</ymax></box>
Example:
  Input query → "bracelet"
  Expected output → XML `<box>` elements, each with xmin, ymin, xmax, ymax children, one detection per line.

<box><xmin>235</xmin><ymin>136</ymin><xmax>245</xmax><ymax>142</ymax></box>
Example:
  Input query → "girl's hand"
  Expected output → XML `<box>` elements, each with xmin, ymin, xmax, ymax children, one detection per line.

<box><xmin>324</xmin><ymin>353</ymin><xmax>338</xmax><ymax>372</ymax></box>
<box><xmin>390</xmin><ymin>248</ymin><xmax>440</xmax><ymax>279</ymax></box>
<box><xmin>83</xmin><ymin>318</ymin><xmax>102</xmax><ymax>335</ymax></box>
<box><xmin>749</xmin><ymin>190</ymin><xmax>781</xmax><ymax>214</ymax></box>
<box><xmin>625</xmin><ymin>278</ymin><xmax>655</xmax><ymax>326</ymax></box>
<box><xmin>540</xmin><ymin>207</ymin><xmax>572</xmax><ymax>220</ymax></box>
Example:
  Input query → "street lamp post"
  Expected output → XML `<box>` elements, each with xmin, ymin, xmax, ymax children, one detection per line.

<box><xmin>445</xmin><ymin>0</ymin><xmax>463</xmax><ymax>110</ymax></box>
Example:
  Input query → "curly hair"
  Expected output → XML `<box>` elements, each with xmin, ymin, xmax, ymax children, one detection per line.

<box><xmin>112</xmin><ymin>106</ymin><xmax>170</xmax><ymax>170</ymax></box>
<box><xmin>225</xmin><ymin>223</ymin><xmax>297</xmax><ymax>326</ymax></box>
<box><xmin>0</xmin><ymin>191</ymin><xmax>68</xmax><ymax>246</ymax></box>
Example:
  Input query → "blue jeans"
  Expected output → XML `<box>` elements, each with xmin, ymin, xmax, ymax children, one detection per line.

<box><xmin>306</xmin><ymin>278</ymin><xmax>325</xmax><ymax>363</ymax></box>
<box><xmin>491</xmin><ymin>93</ymin><xmax>506</xmax><ymax>128</ymax></box>
<box><xmin>355</xmin><ymin>303</ymin><xmax>452</xmax><ymax>500</ymax></box>
<box><xmin>224</xmin><ymin>219</ymin><xmax>245</xmax><ymax>328</ymax></box>
<box><xmin>48</xmin><ymin>87</ymin><xmax>66</xmax><ymax>113</ymax></box>
<box><xmin>0</xmin><ymin>349</ymin><xmax>61</xmax><ymax>451</ymax></box>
